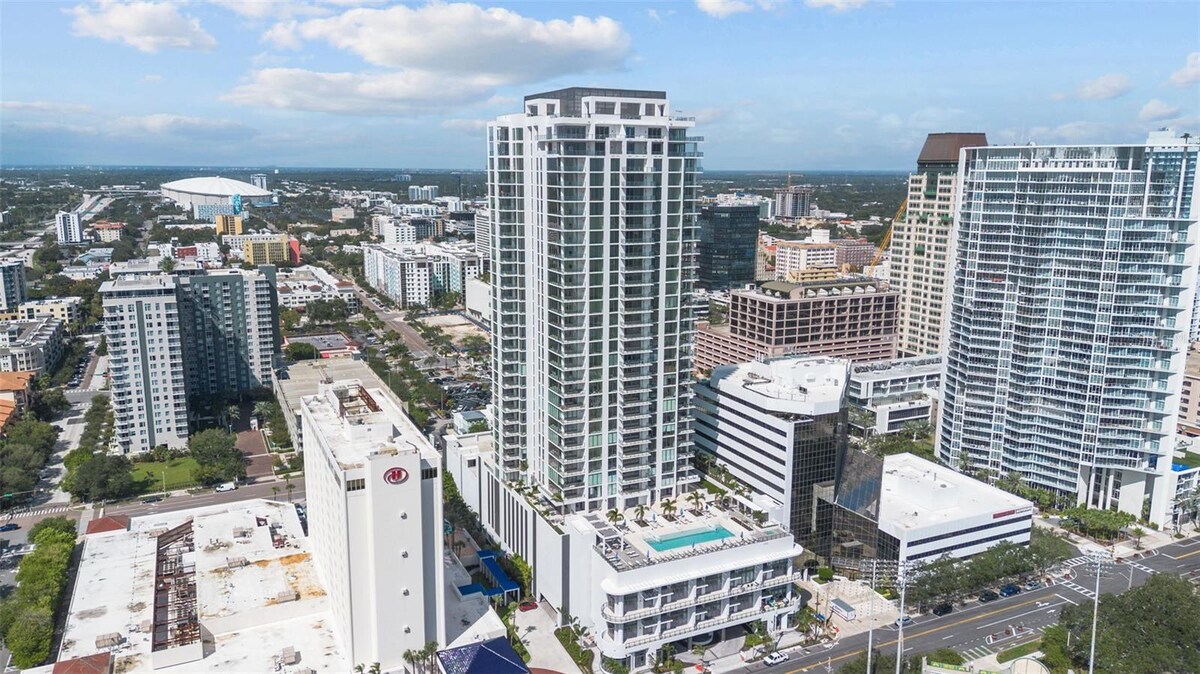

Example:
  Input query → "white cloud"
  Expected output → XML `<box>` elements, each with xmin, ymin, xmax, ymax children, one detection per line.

<box><xmin>1170</xmin><ymin>51</ymin><xmax>1200</xmax><ymax>87</ymax></box>
<box><xmin>277</xmin><ymin>3</ymin><xmax>629</xmax><ymax>80</ymax></box>
<box><xmin>696</xmin><ymin>0</ymin><xmax>754</xmax><ymax>18</ymax></box>
<box><xmin>805</xmin><ymin>0</ymin><xmax>873</xmax><ymax>10</ymax></box>
<box><xmin>1028</xmin><ymin>121</ymin><xmax>1115</xmax><ymax>143</ymax></box>
<box><xmin>441</xmin><ymin>119</ymin><xmax>489</xmax><ymax>133</ymax></box>
<box><xmin>261</xmin><ymin>20</ymin><xmax>302</xmax><ymax>49</ymax></box>
<box><xmin>223</xmin><ymin>68</ymin><xmax>501</xmax><ymax>115</ymax></box>
<box><xmin>1139</xmin><ymin>99</ymin><xmax>1181</xmax><ymax>122</ymax></box>
<box><xmin>110</xmin><ymin>114</ymin><xmax>256</xmax><ymax>139</ymax></box>
<box><xmin>646</xmin><ymin>8</ymin><xmax>676</xmax><ymax>22</ymax></box>
<box><xmin>1075</xmin><ymin>73</ymin><xmax>1131</xmax><ymax>100</ymax></box>
<box><xmin>0</xmin><ymin>100</ymin><xmax>93</xmax><ymax>114</ymax></box>
<box><xmin>142</xmin><ymin>74</ymin><xmax>163</xmax><ymax>83</ymax></box>
<box><xmin>69</xmin><ymin>1</ymin><xmax>217</xmax><ymax>52</ymax></box>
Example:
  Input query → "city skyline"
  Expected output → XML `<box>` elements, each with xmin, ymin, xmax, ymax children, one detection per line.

<box><xmin>2</xmin><ymin>1</ymin><xmax>1197</xmax><ymax>169</ymax></box>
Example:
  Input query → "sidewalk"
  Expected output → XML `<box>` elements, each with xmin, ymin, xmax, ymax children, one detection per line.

<box><xmin>1034</xmin><ymin>514</ymin><xmax>1200</xmax><ymax>557</ymax></box>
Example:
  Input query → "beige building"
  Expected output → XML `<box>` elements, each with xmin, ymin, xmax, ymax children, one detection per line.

<box><xmin>19</xmin><ymin>297</ymin><xmax>82</xmax><ymax>325</ymax></box>
<box><xmin>892</xmin><ymin>132</ymin><xmax>987</xmax><ymax>356</ymax></box>
<box><xmin>774</xmin><ymin>240</ymin><xmax>837</xmax><ymax>282</ymax></box>
<box><xmin>244</xmin><ymin>235</ymin><xmax>289</xmax><ymax>265</ymax></box>
<box><xmin>1180</xmin><ymin>344</ymin><xmax>1200</xmax><ymax>437</ymax></box>
<box><xmin>214</xmin><ymin>214</ymin><xmax>243</xmax><ymax>236</ymax></box>
<box><xmin>695</xmin><ymin>279</ymin><xmax>898</xmax><ymax>372</ymax></box>
<box><xmin>92</xmin><ymin>221</ymin><xmax>125</xmax><ymax>243</ymax></box>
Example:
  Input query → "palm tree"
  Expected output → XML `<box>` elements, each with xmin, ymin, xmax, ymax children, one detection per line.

<box><xmin>1130</xmin><ymin>526</ymin><xmax>1147</xmax><ymax>550</ymax></box>
<box><xmin>253</xmin><ymin>400</ymin><xmax>274</xmax><ymax>420</ymax></box>
<box><xmin>686</xmin><ymin>490</ymin><xmax>705</xmax><ymax>513</ymax></box>
<box><xmin>354</xmin><ymin>665</ymin><xmax>364</xmax><ymax>674</ymax></box>
<box><xmin>634</xmin><ymin>503</ymin><xmax>647</xmax><ymax>524</ymax></box>
<box><xmin>661</xmin><ymin>498</ymin><xmax>678</xmax><ymax>520</ymax></box>
<box><xmin>272</xmin><ymin>485</ymin><xmax>281</xmax><ymax>500</ymax></box>
<box><xmin>422</xmin><ymin>642</ymin><xmax>439</xmax><ymax>672</ymax></box>
<box><xmin>368</xmin><ymin>663</ymin><xmax>381</xmax><ymax>674</ymax></box>
<box><xmin>224</xmin><ymin>404</ymin><xmax>241</xmax><ymax>430</ymax></box>
<box><xmin>402</xmin><ymin>650</ymin><xmax>416</xmax><ymax>673</ymax></box>
<box><xmin>606</xmin><ymin>508</ymin><xmax>624</xmax><ymax>527</ymax></box>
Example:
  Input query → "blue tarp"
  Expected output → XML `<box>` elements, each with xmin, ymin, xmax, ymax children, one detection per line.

<box><xmin>438</xmin><ymin>637</ymin><xmax>529</xmax><ymax>674</ymax></box>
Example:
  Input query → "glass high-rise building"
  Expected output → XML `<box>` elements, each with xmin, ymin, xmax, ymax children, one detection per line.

<box><xmin>937</xmin><ymin>130</ymin><xmax>1199</xmax><ymax>525</ymax></box>
<box><xmin>697</xmin><ymin>204</ymin><xmax>758</xmax><ymax>290</ymax></box>
<box><xmin>487</xmin><ymin>88</ymin><xmax>702</xmax><ymax>514</ymax></box>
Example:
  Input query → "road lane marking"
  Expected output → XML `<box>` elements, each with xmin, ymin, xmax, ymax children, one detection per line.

<box><xmin>1054</xmin><ymin>593</ymin><xmax>1077</xmax><ymax>605</ymax></box>
<box><xmin>974</xmin><ymin>601</ymin><xmax>1067</xmax><ymax>631</ymax></box>
<box><xmin>1174</xmin><ymin>547</ymin><xmax>1200</xmax><ymax>560</ymax></box>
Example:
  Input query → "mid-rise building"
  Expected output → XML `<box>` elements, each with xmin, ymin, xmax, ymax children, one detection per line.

<box><xmin>92</xmin><ymin>221</ymin><xmax>125</xmax><ymax>243</ymax></box>
<box><xmin>773</xmin><ymin>240</ymin><xmax>837</xmax><ymax>282</ymax></box>
<box><xmin>408</xmin><ymin>185</ymin><xmax>439</xmax><ymax>201</ymax></box>
<box><xmin>0</xmin><ymin>317</ymin><xmax>64</xmax><ymax>374</ymax></box>
<box><xmin>250</xmin><ymin>173</ymin><xmax>268</xmax><ymax>191</ymax></box>
<box><xmin>774</xmin><ymin>184</ymin><xmax>814</xmax><ymax>220</ymax></box>
<box><xmin>214</xmin><ymin>214</ymin><xmax>244</xmax><ymax>236</ymax></box>
<box><xmin>694</xmin><ymin>356</ymin><xmax>848</xmax><ymax>550</ymax></box>
<box><xmin>834</xmin><ymin>238</ymin><xmax>877</xmax><ymax>269</ymax></box>
<box><xmin>697</xmin><ymin>204</ymin><xmax>758</xmax><ymax>291</ymax></box>
<box><xmin>893</xmin><ymin>132</ymin><xmax>987</xmax><ymax>356</ymax></box>
<box><xmin>0</xmin><ymin>260</ymin><xmax>27</xmax><ymax>313</ymax></box>
<box><xmin>1179</xmin><ymin>344</ymin><xmax>1200</xmax><ymax>437</ymax></box>
<box><xmin>103</xmin><ymin>267</ymin><xmax>280</xmax><ymax>453</ymax></box>
<box><xmin>937</xmin><ymin>131</ymin><xmax>1200</xmax><ymax>525</ymax></box>
<box><xmin>473</xmin><ymin>207</ymin><xmax>491</xmax><ymax>261</ymax></box>
<box><xmin>18</xmin><ymin>296</ymin><xmax>81</xmax><ymax>325</ymax></box>
<box><xmin>301</xmin><ymin>379</ymin><xmax>444</xmax><ymax>671</ymax></box>
<box><xmin>381</xmin><ymin>219</ymin><xmax>418</xmax><ymax>245</ymax></box>
<box><xmin>331</xmin><ymin>206</ymin><xmax>356</xmax><ymax>223</ymax></box>
<box><xmin>362</xmin><ymin>243</ymin><xmax>479</xmax><ymax>307</ymax></box>
<box><xmin>694</xmin><ymin>279</ymin><xmax>898</xmax><ymax>372</ymax></box>
<box><xmin>848</xmin><ymin>356</ymin><xmax>942</xmax><ymax>437</ymax></box>
<box><xmin>55</xmin><ymin>210</ymin><xmax>84</xmax><ymax>244</ymax></box>
<box><xmin>243</xmin><ymin>233</ymin><xmax>292</xmax><ymax>265</ymax></box>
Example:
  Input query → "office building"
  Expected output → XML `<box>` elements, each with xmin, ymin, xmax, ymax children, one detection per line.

<box><xmin>362</xmin><ymin>243</ymin><xmax>480</xmax><ymax>308</ymax></box>
<box><xmin>694</xmin><ymin>356</ymin><xmax>848</xmax><ymax>549</ymax></box>
<box><xmin>302</xmin><ymin>379</ymin><xmax>444</xmax><ymax>671</ymax></box>
<box><xmin>697</xmin><ymin>204</ymin><xmax>758</xmax><ymax>290</ymax></box>
<box><xmin>331</xmin><ymin>206</ymin><xmax>355</xmax><ymax>223</ymax></box>
<box><xmin>893</xmin><ymin>132</ymin><xmax>988</xmax><ymax>357</ymax></box>
<box><xmin>103</xmin><ymin>267</ymin><xmax>280</xmax><ymax>453</ymax></box>
<box><xmin>848</xmin><ymin>356</ymin><xmax>942</xmax><ymax>437</ymax></box>
<box><xmin>819</xmin><ymin>452</ymin><xmax>1033</xmax><ymax>570</ymax></box>
<box><xmin>381</xmin><ymin>219</ymin><xmax>418</xmax><ymax>245</ymax></box>
<box><xmin>51</xmin><ymin>500</ymin><xmax>349</xmax><ymax>674</ymax></box>
<box><xmin>694</xmin><ymin>279</ymin><xmax>898</xmax><ymax>372</ymax></box>
<box><xmin>250</xmin><ymin>173</ymin><xmax>268</xmax><ymax>191</ymax></box>
<box><xmin>410</xmin><ymin>218</ymin><xmax>443</xmax><ymax>240</ymax></box>
<box><xmin>275</xmin><ymin>264</ymin><xmax>359</xmax><ymax>312</ymax></box>
<box><xmin>214</xmin><ymin>214</ymin><xmax>244</xmax><ymax>236</ymax></box>
<box><xmin>243</xmin><ymin>233</ymin><xmax>292</xmax><ymax>265</ymax></box>
<box><xmin>0</xmin><ymin>260</ymin><xmax>27</xmax><ymax>313</ymax></box>
<box><xmin>937</xmin><ymin>131</ymin><xmax>1200</xmax><ymax>526</ymax></box>
<box><xmin>0</xmin><ymin>317</ymin><xmax>64</xmax><ymax>374</ymax></box>
<box><xmin>55</xmin><ymin>210</ymin><xmax>84</xmax><ymax>244</ymax></box>
<box><xmin>834</xmin><ymin>238</ymin><xmax>878</xmax><ymax>269</ymax></box>
<box><xmin>18</xmin><ymin>296</ymin><xmax>81</xmax><ymax>325</ymax></box>
<box><xmin>774</xmin><ymin>184</ymin><xmax>813</xmax><ymax>220</ymax></box>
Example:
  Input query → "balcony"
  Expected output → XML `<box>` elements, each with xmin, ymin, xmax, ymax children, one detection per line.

<box><xmin>601</xmin><ymin>571</ymin><xmax>801</xmax><ymax>623</ymax></box>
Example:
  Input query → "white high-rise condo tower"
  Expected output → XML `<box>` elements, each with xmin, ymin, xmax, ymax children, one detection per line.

<box><xmin>937</xmin><ymin>130</ymin><xmax>1199</xmax><ymax>526</ymax></box>
<box><xmin>55</xmin><ymin>210</ymin><xmax>84</xmax><ymax>245</ymax></box>
<box><xmin>488</xmin><ymin>87</ymin><xmax>701</xmax><ymax>517</ymax></box>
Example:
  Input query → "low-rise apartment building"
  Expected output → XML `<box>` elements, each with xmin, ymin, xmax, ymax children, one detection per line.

<box><xmin>773</xmin><ymin>240</ymin><xmax>836</xmax><ymax>282</ymax></box>
<box><xmin>694</xmin><ymin>280</ymin><xmax>898</xmax><ymax>372</ymax></box>
<box><xmin>848</xmin><ymin>355</ymin><xmax>942</xmax><ymax>437</ymax></box>
<box><xmin>18</xmin><ymin>297</ymin><xmax>82</xmax><ymax>325</ymax></box>
<box><xmin>275</xmin><ymin>265</ymin><xmax>359</xmax><ymax>312</ymax></box>
<box><xmin>0</xmin><ymin>317</ymin><xmax>65</xmax><ymax>374</ymax></box>
<box><xmin>362</xmin><ymin>243</ymin><xmax>481</xmax><ymax>308</ymax></box>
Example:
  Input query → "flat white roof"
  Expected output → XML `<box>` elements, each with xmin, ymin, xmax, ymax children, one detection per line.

<box><xmin>59</xmin><ymin>499</ymin><xmax>347</xmax><ymax>673</ymax></box>
<box><xmin>879</xmin><ymin>454</ymin><xmax>1033</xmax><ymax>533</ymax></box>
<box><xmin>711</xmin><ymin>356</ymin><xmax>848</xmax><ymax>416</ymax></box>
<box><xmin>301</xmin><ymin>382</ymin><xmax>437</xmax><ymax>469</ymax></box>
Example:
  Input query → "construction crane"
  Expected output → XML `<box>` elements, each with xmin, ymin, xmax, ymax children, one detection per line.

<box><xmin>866</xmin><ymin>199</ymin><xmax>906</xmax><ymax>276</ymax></box>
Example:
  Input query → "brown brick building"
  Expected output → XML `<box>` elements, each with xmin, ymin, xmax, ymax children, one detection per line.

<box><xmin>695</xmin><ymin>279</ymin><xmax>898</xmax><ymax>372</ymax></box>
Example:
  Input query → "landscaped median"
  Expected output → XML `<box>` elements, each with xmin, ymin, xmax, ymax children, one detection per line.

<box><xmin>996</xmin><ymin>639</ymin><xmax>1041</xmax><ymax>663</ymax></box>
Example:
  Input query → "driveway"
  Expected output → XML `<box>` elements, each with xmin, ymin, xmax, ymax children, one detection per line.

<box><xmin>513</xmin><ymin>604</ymin><xmax>574</xmax><ymax>674</ymax></box>
<box><xmin>235</xmin><ymin>429</ymin><xmax>274</xmax><ymax>481</ymax></box>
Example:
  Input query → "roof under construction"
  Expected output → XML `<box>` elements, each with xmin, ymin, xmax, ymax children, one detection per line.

<box><xmin>916</xmin><ymin>132</ymin><xmax>988</xmax><ymax>168</ymax></box>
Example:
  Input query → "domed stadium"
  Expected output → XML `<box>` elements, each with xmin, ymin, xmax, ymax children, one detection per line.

<box><xmin>160</xmin><ymin>176</ymin><xmax>272</xmax><ymax>212</ymax></box>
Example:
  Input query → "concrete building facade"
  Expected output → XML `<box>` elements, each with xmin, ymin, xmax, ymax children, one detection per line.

<box><xmin>56</xmin><ymin>210</ymin><xmax>84</xmax><ymax>245</ymax></box>
<box><xmin>0</xmin><ymin>261</ymin><xmax>28</xmax><ymax>314</ymax></box>
<box><xmin>0</xmin><ymin>317</ymin><xmax>64</xmax><ymax>374</ymax></box>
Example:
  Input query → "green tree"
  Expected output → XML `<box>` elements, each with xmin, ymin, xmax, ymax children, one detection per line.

<box><xmin>5</xmin><ymin>604</ymin><xmax>53</xmax><ymax>668</ymax></box>
<box><xmin>27</xmin><ymin>517</ymin><xmax>76</xmax><ymax>541</ymax></box>
<box><xmin>68</xmin><ymin>454</ymin><xmax>134</xmax><ymax>502</ymax></box>
<box><xmin>306</xmin><ymin>298</ymin><xmax>349</xmax><ymax>324</ymax></box>
<box><xmin>188</xmin><ymin>429</ymin><xmax>245</xmax><ymax>485</ymax></box>
<box><xmin>280</xmin><ymin>307</ymin><xmax>302</xmax><ymax>333</ymax></box>
<box><xmin>285</xmin><ymin>342</ymin><xmax>320</xmax><ymax>361</ymax></box>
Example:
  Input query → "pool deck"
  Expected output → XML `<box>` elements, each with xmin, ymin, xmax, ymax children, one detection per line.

<box><xmin>586</xmin><ymin>502</ymin><xmax>790</xmax><ymax>572</ymax></box>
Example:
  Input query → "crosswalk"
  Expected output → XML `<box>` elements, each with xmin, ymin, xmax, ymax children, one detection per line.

<box><xmin>6</xmin><ymin>505</ymin><xmax>72</xmax><ymax>520</ymax></box>
<box><xmin>1058</xmin><ymin>579</ymin><xmax>1097</xmax><ymax>599</ymax></box>
<box><xmin>960</xmin><ymin>645</ymin><xmax>995</xmax><ymax>661</ymax></box>
<box><xmin>1061</xmin><ymin>555</ymin><xmax>1091</xmax><ymax>568</ymax></box>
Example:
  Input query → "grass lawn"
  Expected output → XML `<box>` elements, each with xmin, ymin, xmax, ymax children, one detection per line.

<box><xmin>132</xmin><ymin>457</ymin><xmax>200</xmax><ymax>493</ymax></box>
<box><xmin>1178</xmin><ymin>450</ymin><xmax>1200</xmax><ymax>469</ymax></box>
<box><xmin>996</xmin><ymin>639</ymin><xmax>1041</xmax><ymax>663</ymax></box>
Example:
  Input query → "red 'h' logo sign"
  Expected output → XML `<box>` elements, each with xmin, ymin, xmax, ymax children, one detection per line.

<box><xmin>383</xmin><ymin>467</ymin><xmax>409</xmax><ymax>485</ymax></box>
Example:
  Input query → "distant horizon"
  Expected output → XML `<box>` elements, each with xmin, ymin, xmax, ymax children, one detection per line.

<box><xmin>0</xmin><ymin>165</ymin><xmax>912</xmax><ymax>175</ymax></box>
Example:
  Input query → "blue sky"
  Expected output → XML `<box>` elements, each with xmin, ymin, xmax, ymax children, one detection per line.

<box><xmin>1</xmin><ymin>1</ymin><xmax>1197</xmax><ymax>169</ymax></box>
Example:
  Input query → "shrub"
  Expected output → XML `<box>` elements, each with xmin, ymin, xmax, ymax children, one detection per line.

<box><xmin>817</xmin><ymin>567</ymin><xmax>834</xmax><ymax>582</ymax></box>
<box><xmin>555</xmin><ymin>626</ymin><xmax>594</xmax><ymax>673</ymax></box>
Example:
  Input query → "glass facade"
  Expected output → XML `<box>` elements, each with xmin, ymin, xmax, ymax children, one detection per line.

<box><xmin>697</xmin><ymin>205</ymin><xmax>759</xmax><ymax>291</ymax></box>
<box><xmin>938</xmin><ymin>135</ymin><xmax>1200</xmax><ymax>525</ymax></box>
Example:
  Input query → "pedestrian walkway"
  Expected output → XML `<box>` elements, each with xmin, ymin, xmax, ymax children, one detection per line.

<box><xmin>961</xmin><ymin>645</ymin><xmax>995</xmax><ymax>661</ymax></box>
<box><xmin>1057</xmin><ymin>579</ymin><xmax>1097</xmax><ymax>599</ymax></box>
<box><xmin>6</xmin><ymin>505</ymin><xmax>73</xmax><ymax>520</ymax></box>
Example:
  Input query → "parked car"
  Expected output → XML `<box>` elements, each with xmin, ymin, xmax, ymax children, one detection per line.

<box><xmin>894</xmin><ymin>615</ymin><xmax>914</xmax><ymax>627</ymax></box>
<box><xmin>931</xmin><ymin>602</ymin><xmax>954</xmax><ymax>617</ymax></box>
<box><xmin>0</xmin><ymin>523</ymin><xmax>19</xmax><ymax>532</ymax></box>
<box><xmin>215</xmin><ymin>482</ymin><xmax>238</xmax><ymax>493</ymax></box>
<box><xmin>999</xmin><ymin>583</ymin><xmax>1022</xmax><ymax>598</ymax></box>
<box><xmin>518</xmin><ymin>601</ymin><xmax>539</xmax><ymax>612</ymax></box>
<box><xmin>763</xmin><ymin>652</ymin><xmax>789</xmax><ymax>666</ymax></box>
<box><xmin>142</xmin><ymin>496</ymin><xmax>163</xmax><ymax>504</ymax></box>
<box><xmin>978</xmin><ymin>589</ymin><xmax>1000</xmax><ymax>603</ymax></box>
<box><xmin>1023</xmin><ymin>579</ymin><xmax>1043</xmax><ymax>591</ymax></box>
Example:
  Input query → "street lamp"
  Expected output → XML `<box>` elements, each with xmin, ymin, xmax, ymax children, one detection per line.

<box><xmin>1086</xmin><ymin>550</ymin><xmax>1111</xmax><ymax>674</ymax></box>
<box><xmin>894</xmin><ymin>561</ymin><xmax>912</xmax><ymax>674</ymax></box>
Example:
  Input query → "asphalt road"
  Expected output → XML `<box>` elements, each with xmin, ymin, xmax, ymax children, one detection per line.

<box><xmin>100</xmin><ymin>478</ymin><xmax>307</xmax><ymax>520</ymax></box>
<box><xmin>730</xmin><ymin>535</ymin><xmax>1200</xmax><ymax>673</ymax></box>
<box><xmin>354</xmin><ymin>288</ymin><xmax>436</xmax><ymax>360</ymax></box>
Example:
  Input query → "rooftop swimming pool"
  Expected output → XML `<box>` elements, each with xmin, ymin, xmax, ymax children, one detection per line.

<box><xmin>646</xmin><ymin>525</ymin><xmax>734</xmax><ymax>552</ymax></box>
